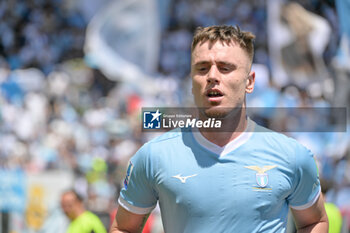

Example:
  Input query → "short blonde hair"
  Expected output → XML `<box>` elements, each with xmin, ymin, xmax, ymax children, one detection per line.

<box><xmin>191</xmin><ymin>25</ymin><xmax>255</xmax><ymax>62</ymax></box>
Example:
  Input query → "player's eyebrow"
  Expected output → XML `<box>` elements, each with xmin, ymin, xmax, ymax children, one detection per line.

<box><xmin>216</xmin><ymin>61</ymin><xmax>236</xmax><ymax>68</ymax></box>
<box><xmin>193</xmin><ymin>60</ymin><xmax>236</xmax><ymax>66</ymax></box>
<box><xmin>193</xmin><ymin>61</ymin><xmax>211</xmax><ymax>66</ymax></box>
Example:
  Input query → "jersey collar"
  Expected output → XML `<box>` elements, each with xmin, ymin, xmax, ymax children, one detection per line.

<box><xmin>192</xmin><ymin>118</ymin><xmax>255</xmax><ymax>156</ymax></box>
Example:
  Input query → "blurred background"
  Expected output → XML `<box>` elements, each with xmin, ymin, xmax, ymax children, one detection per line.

<box><xmin>0</xmin><ymin>0</ymin><xmax>349</xmax><ymax>232</ymax></box>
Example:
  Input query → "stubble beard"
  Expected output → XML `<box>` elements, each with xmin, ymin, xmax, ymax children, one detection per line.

<box><xmin>199</xmin><ymin>105</ymin><xmax>243</xmax><ymax>120</ymax></box>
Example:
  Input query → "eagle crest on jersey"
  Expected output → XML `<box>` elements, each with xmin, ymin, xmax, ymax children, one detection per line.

<box><xmin>245</xmin><ymin>165</ymin><xmax>277</xmax><ymax>188</ymax></box>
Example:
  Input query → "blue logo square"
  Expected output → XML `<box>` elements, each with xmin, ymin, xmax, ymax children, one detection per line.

<box><xmin>143</xmin><ymin>110</ymin><xmax>162</xmax><ymax>129</ymax></box>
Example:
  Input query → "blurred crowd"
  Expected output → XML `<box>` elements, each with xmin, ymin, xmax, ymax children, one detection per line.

<box><xmin>0</xmin><ymin>0</ymin><xmax>350</xmax><ymax>232</ymax></box>
<box><xmin>0</xmin><ymin>0</ymin><xmax>88</xmax><ymax>74</ymax></box>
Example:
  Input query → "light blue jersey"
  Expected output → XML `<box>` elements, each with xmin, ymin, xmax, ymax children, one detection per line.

<box><xmin>119</xmin><ymin>119</ymin><xmax>321</xmax><ymax>233</ymax></box>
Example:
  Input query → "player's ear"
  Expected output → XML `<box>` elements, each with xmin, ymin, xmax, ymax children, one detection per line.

<box><xmin>246</xmin><ymin>71</ymin><xmax>255</xmax><ymax>94</ymax></box>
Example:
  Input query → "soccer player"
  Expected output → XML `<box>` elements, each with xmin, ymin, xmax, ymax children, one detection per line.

<box><xmin>110</xmin><ymin>25</ymin><xmax>328</xmax><ymax>233</ymax></box>
<box><xmin>61</xmin><ymin>190</ymin><xmax>107</xmax><ymax>233</ymax></box>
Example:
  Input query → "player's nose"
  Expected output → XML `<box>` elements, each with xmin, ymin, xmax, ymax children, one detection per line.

<box><xmin>207</xmin><ymin>65</ymin><xmax>220</xmax><ymax>84</ymax></box>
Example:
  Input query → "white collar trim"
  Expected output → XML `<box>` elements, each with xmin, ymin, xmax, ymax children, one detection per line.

<box><xmin>192</xmin><ymin>118</ymin><xmax>255</xmax><ymax>156</ymax></box>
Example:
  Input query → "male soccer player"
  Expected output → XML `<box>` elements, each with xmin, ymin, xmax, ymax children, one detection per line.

<box><xmin>110</xmin><ymin>25</ymin><xmax>328</xmax><ymax>233</ymax></box>
<box><xmin>61</xmin><ymin>190</ymin><xmax>107</xmax><ymax>233</ymax></box>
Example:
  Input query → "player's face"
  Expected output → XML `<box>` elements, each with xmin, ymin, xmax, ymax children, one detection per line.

<box><xmin>60</xmin><ymin>193</ymin><xmax>79</xmax><ymax>220</ymax></box>
<box><xmin>191</xmin><ymin>40</ymin><xmax>255</xmax><ymax>118</ymax></box>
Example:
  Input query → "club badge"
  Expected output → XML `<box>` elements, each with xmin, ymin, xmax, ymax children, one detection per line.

<box><xmin>245</xmin><ymin>165</ymin><xmax>277</xmax><ymax>188</ymax></box>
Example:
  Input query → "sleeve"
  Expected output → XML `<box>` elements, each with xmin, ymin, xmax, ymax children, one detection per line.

<box><xmin>118</xmin><ymin>143</ymin><xmax>158</xmax><ymax>215</ymax></box>
<box><xmin>288</xmin><ymin>144</ymin><xmax>321</xmax><ymax>210</ymax></box>
<box><xmin>90</xmin><ymin>212</ymin><xmax>107</xmax><ymax>233</ymax></box>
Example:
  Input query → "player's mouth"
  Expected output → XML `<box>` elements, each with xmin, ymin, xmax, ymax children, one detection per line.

<box><xmin>206</xmin><ymin>89</ymin><xmax>224</xmax><ymax>102</ymax></box>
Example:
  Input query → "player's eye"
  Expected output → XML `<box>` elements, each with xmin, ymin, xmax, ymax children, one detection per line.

<box><xmin>219</xmin><ymin>66</ymin><xmax>231</xmax><ymax>73</ymax></box>
<box><xmin>197</xmin><ymin>66</ymin><xmax>209</xmax><ymax>73</ymax></box>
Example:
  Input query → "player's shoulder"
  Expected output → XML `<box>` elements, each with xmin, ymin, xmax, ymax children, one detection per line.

<box><xmin>133</xmin><ymin>128</ymin><xmax>186</xmax><ymax>162</ymax></box>
<box><xmin>146</xmin><ymin>128</ymin><xmax>184</xmax><ymax>145</ymax></box>
<box><xmin>135</xmin><ymin>128</ymin><xmax>184</xmax><ymax>154</ymax></box>
<box><xmin>82</xmin><ymin>211</ymin><xmax>100</xmax><ymax>220</ymax></box>
<box><xmin>253</xmin><ymin>122</ymin><xmax>309</xmax><ymax>155</ymax></box>
<box><xmin>75</xmin><ymin>211</ymin><xmax>99</xmax><ymax>224</ymax></box>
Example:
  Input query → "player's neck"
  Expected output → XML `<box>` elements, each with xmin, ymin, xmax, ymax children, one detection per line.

<box><xmin>198</xmin><ymin>110</ymin><xmax>248</xmax><ymax>147</ymax></box>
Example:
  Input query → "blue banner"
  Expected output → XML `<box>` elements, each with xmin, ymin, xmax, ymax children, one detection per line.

<box><xmin>0</xmin><ymin>169</ymin><xmax>26</xmax><ymax>212</ymax></box>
